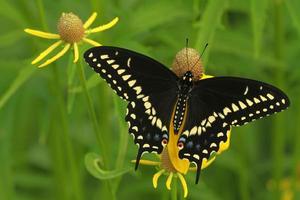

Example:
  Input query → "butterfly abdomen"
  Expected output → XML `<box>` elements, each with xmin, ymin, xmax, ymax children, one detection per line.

<box><xmin>173</xmin><ymin>71</ymin><xmax>194</xmax><ymax>133</ymax></box>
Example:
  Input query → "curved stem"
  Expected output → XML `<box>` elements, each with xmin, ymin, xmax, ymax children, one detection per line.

<box><xmin>35</xmin><ymin>1</ymin><xmax>83</xmax><ymax>200</ymax></box>
<box><xmin>77</xmin><ymin>59</ymin><xmax>116</xmax><ymax>200</ymax></box>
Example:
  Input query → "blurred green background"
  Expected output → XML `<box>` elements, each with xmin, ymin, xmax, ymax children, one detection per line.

<box><xmin>0</xmin><ymin>0</ymin><xmax>300</xmax><ymax>199</ymax></box>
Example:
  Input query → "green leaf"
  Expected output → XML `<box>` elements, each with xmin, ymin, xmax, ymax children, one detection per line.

<box><xmin>0</xmin><ymin>62</ymin><xmax>36</xmax><ymax>109</ymax></box>
<box><xmin>250</xmin><ymin>0</ymin><xmax>269</xmax><ymax>58</ymax></box>
<box><xmin>129</xmin><ymin>1</ymin><xmax>187</xmax><ymax>34</ymax></box>
<box><xmin>0</xmin><ymin>30</ymin><xmax>25</xmax><ymax>48</ymax></box>
<box><xmin>84</xmin><ymin>152</ymin><xmax>132</xmax><ymax>180</ymax></box>
<box><xmin>285</xmin><ymin>0</ymin><xmax>300</xmax><ymax>35</ymax></box>
<box><xmin>0</xmin><ymin>1</ymin><xmax>26</xmax><ymax>25</ymax></box>
<box><xmin>194</xmin><ymin>0</ymin><xmax>228</xmax><ymax>65</ymax></box>
<box><xmin>70</xmin><ymin>73</ymin><xmax>102</xmax><ymax>93</ymax></box>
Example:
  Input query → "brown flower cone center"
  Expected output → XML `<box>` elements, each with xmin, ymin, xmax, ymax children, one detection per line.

<box><xmin>160</xmin><ymin>147</ymin><xmax>177</xmax><ymax>173</ymax></box>
<box><xmin>172</xmin><ymin>48</ymin><xmax>204</xmax><ymax>80</ymax></box>
<box><xmin>57</xmin><ymin>12</ymin><xmax>85</xmax><ymax>43</ymax></box>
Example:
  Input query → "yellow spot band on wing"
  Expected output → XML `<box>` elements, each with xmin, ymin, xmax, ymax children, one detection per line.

<box><xmin>73</xmin><ymin>43</ymin><xmax>79</xmax><ymax>63</ymax></box>
<box><xmin>166</xmin><ymin>172</ymin><xmax>173</xmax><ymax>190</ymax></box>
<box><xmin>152</xmin><ymin>169</ymin><xmax>165</xmax><ymax>188</ymax></box>
<box><xmin>24</xmin><ymin>29</ymin><xmax>60</xmax><ymax>39</ymax></box>
<box><xmin>31</xmin><ymin>40</ymin><xmax>62</xmax><ymax>64</ymax></box>
<box><xmin>82</xmin><ymin>37</ymin><xmax>102</xmax><ymax>46</ymax></box>
<box><xmin>85</xmin><ymin>17</ymin><xmax>119</xmax><ymax>33</ymax></box>
<box><xmin>38</xmin><ymin>44</ymin><xmax>70</xmax><ymax>68</ymax></box>
<box><xmin>218</xmin><ymin>129</ymin><xmax>231</xmax><ymax>154</ymax></box>
<box><xmin>177</xmin><ymin>173</ymin><xmax>188</xmax><ymax>198</ymax></box>
<box><xmin>83</xmin><ymin>12</ymin><xmax>97</xmax><ymax>29</ymax></box>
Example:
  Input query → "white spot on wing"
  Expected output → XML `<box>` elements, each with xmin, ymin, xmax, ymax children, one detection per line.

<box><xmin>107</xmin><ymin>59</ymin><xmax>115</xmax><ymax>64</ymax></box>
<box><xmin>190</xmin><ymin>126</ymin><xmax>197</xmax><ymax>135</ymax></box>
<box><xmin>232</xmin><ymin>103</ymin><xmax>239</xmax><ymax>112</ymax></box>
<box><xmin>117</xmin><ymin>69</ymin><xmax>125</xmax><ymax>75</ymax></box>
<box><xmin>100</xmin><ymin>54</ymin><xmax>109</xmax><ymax>59</ymax></box>
<box><xmin>121</xmin><ymin>75</ymin><xmax>130</xmax><ymax>82</ymax></box>
<box><xmin>243</xmin><ymin>86</ymin><xmax>249</xmax><ymax>95</ymax></box>
<box><xmin>112</xmin><ymin>64</ymin><xmax>119</xmax><ymax>69</ymax></box>
<box><xmin>128</xmin><ymin>80</ymin><xmax>136</xmax><ymax>87</ymax></box>
<box><xmin>127</xmin><ymin>58</ymin><xmax>131</xmax><ymax>67</ymax></box>
<box><xmin>267</xmin><ymin>93</ymin><xmax>274</xmax><ymax>100</ymax></box>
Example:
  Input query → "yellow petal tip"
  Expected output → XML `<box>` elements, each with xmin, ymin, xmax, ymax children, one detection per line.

<box><xmin>166</xmin><ymin>172</ymin><xmax>173</xmax><ymax>190</ymax></box>
<box><xmin>152</xmin><ymin>169</ymin><xmax>164</xmax><ymax>189</ymax></box>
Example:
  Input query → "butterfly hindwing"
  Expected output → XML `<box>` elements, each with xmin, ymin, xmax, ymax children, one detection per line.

<box><xmin>190</xmin><ymin>76</ymin><xmax>290</xmax><ymax>127</ymax></box>
<box><xmin>179</xmin><ymin>76</ymin><xmax>290</xmax><ymax>183</ymax></box>
<box><xmin>125</xmin><ymin>101</ymin><xmax>169</xmax><ymax>169</ymax></box>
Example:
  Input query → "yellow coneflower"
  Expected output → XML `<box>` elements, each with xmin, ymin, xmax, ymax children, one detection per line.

<box><xmin>24</xmin><ymin>12</ymin><xmax>118</xmax><ymax>68</ymax></box>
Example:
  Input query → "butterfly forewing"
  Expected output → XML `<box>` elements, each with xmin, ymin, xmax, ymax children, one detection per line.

<box><xmin>84</xmin><ymin>46</ymin><xmax>178</xmax><ymax>102</ymax></box>
<box><xmin>84</xmin><ymin>46</ymin><xmax>179</xmax><ymax>168</ymax></box>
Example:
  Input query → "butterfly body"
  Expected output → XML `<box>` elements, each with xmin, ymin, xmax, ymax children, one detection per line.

<box><xmin>84</xmin><ymin>46</ymin><xmax>290</xmax><ymax>184</ymax></box>
<box><xmin>173</xmin><ymin>71</ymin><xmax>194</xmax><ymax>133</ymax></box>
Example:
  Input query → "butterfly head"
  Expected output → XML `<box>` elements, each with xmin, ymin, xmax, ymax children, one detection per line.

<box><xmin>178</xmin><ymin>71</ymin><xmax>194</xmax><ymax>95</ymax></box>
<box><xmin>172</xmin><ymin>47</ymin><xmax>204</xmax><ymax>81</ymax></box>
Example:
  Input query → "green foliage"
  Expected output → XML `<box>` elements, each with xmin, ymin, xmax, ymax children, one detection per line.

<box><xmin>0</xmin><ymin>0</ymin><xmax>299</xmax><ymax>200</ymax></box>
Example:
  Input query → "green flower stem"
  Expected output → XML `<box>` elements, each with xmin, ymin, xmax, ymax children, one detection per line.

<box><xmin>77</xmin><ymin>59</ymin><xmax>109</xmax><ymax>166</ymax></box>
<box><xmin>272</xmin><ymin>0</ymin><xmax>285</xmax><ymax>197</ymax></box>
<box><xmin>77</xmin><ymin>59</ymin><xmax>116</xmax><ymax>200</ymax></box>
<box><xmin>171</xmin><ymin>178</ymin><xmax>178</xmax><ymax>200</ymax></box>
<box><xmin>36</xmin><ymin>1</ymin><xmax>83</xmax><ymax>200</ymax></box>
<box><xmin>51</xmin><ymin>65</ymin><xmax>84</xmax><ymax>200</ymax></box>
<box><xmin>112</xmin><ymin>95</ymin><xmax>129</xmax><ymax>191</ymax></box>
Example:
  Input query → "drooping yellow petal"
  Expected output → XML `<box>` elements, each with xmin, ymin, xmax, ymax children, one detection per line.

<box><xmin>152</xmin><ymin>169</ymin><xmax>165</xmax><ymax>188</ymax></box>
<box><xmin>130</xmin><ymin>159</ymin><xmax>160</xmax><ymax>166</ymax></box>
<box><xmin>82</xmin><ymin>37</ymin><xmax>102</xmax><ymax>46</ymax></box>
<box><xmin>201</xmin><ymin>73</ymin><xmax>213</xmax><ymax>80</ymax></box>
<box><xmin>166</xmin><ymin>172</ymin><xmax>173</xmax><ymax>190</ymax></box>
<box><xmin>85</xmin><ymin>17</ymin><xmax>119</xmax><ymax>33</ymax></box>
<box><xmin>24</xmin><ymin>29</ymin><xmax>60</xmax><ymax>39</ymax></box>
<box><xmin>31</xmin><ymin>40</ymin><xmax>63</xmax><ymax>64</ymax></box>
<box><xmin>38</xmin><ymin>44</ymin><xmax>70</xmax><ymax>68</ymax></box>
<box><xmin>73</xmin><ymin>43</ymin><xmax>79</xmax><ymax>63</ymax></box>
<box><xmin>177</xmin><ymin>173</ymin><xmax>188</xmax><ymax>198</ymax></box>
<box><xmin>83</xmin><ymin>12</ymin><xmax>98</xmax><ymax>29</ymax></box>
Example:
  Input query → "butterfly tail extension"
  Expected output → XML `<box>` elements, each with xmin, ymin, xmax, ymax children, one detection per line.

<box><xmin>135</xmin><ymin>148</ymin><xmax>143</xmax><ymax>170</ymax></box>
<box><xmin>195</xmin><ymin>159</ymin><xmax>203</xmax><ymax>184</ymax></box>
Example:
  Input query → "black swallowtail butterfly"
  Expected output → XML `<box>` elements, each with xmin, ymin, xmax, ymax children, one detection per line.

<box><xmin>84</xmin><ymin>46</ymin><xmax>290</xmax><ymax>184</ymax></box>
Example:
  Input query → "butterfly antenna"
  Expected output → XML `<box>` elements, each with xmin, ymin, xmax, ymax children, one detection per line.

<box><xmin>185</xmin><ymin>38</ymin><xmax>191</xmax><ymax>71</ymax></box>
<box><xmin>200</xmin><ymin>43</ymin><xmax>208</xmax><ymax>58</ymax></box>
<box><xmin>195</xmin><ymin>159</ymin><xmax>203</xmax><ymax>184</ymax></box>
<box><xmin>135</xmin><ymin>148</ymin><xmax>143</xmax><ymax>170</ymax></box>
<box><xmin>190</xmin><ymin>43</ymin><xmax>208</xmax><ymax>70</ymax></box>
